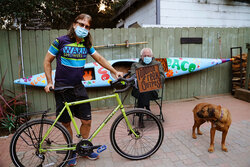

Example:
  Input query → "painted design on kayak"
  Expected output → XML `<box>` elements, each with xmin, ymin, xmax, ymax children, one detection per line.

<box><xmin>14</xmin><ymin>58</ymin><xmax>233</xmax><ymax>88</ymax></box>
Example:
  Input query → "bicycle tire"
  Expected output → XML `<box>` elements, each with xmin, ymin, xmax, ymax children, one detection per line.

<box><xmin>10</xmin><ymin>119</ymin><xmax>72</xmax><ymax>167</ymax></box>
<box><xmin>110</xmin><ymin>109</ymin><xmax>164</xmax><ymax>160</ymax></box>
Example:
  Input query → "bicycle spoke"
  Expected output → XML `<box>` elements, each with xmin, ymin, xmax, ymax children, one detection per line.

<box><xmin>10</xmin><ymin>119</ymin><xmax>72</xmax><ymax>167</ymax></box>
<box><xmin>111</xmin><ymin>110</ymin><xmax>164</xmax><ymax>160</ymax></box>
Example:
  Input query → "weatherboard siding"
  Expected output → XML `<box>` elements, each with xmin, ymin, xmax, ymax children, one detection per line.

<box><xmin>119</xmin><ymin>0</ymin><xmax>156</xmax><ymax>28</ymax></box>
<box><xmin>0</xmin><ymin>27</ymin><xmax>249</xmax><ymax>112</ymax></box>
<box><xmin>160</xmin><ymin>0</ymin><xmax>250</xmax><ymax>27</ymax></box>
<box><xmin>116</xmin><ymin>0</ymin><xmax>250</xmax><ymax>28</ymax></box>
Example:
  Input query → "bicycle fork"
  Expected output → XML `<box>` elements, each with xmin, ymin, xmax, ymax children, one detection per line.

<box><xmin>116</xmin><ymin>94</ymin><xmax>140</xmax><ymax>139</ymax></box>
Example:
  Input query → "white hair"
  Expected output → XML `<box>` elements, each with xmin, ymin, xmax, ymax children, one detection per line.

<box><xmin>140</xmin><ymin>48</ymin><xmax>153</xmax><ymax>56</ymax></box>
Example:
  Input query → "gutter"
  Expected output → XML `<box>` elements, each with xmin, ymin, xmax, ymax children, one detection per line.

<box><xmin>156</xmin><ymin>0</ymin><xmax>160</xmax><ymax>24</ymax></box>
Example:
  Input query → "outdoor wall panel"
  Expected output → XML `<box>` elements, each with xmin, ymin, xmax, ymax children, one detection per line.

<box><xmin>0</xmin><ymin>27</ymin><xmax>249</xmax><ymax>112</ymax></box>
<box><xmin>0</xmin><ymin>31</ymin><xmax>14</xmax><ymax>95</ymax></box>
<box><xmin>180</xmin><ymin>28</ymin><xmax>189</xmax><ymax>99</ymax></box>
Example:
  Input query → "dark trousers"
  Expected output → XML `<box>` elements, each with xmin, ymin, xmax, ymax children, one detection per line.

<box><xmin>132</xmin><ymin>88</ymin><xmax>158</xmax><ymax>111</ymax></box>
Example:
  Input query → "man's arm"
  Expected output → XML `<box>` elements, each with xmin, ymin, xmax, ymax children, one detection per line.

<box><xmin>91</xmin><ymin>51</ymin><xmax>123</xmax><ymax>78</ymax></box>
<box><xmin>158</xmin><ymin>63</ymin><xmax>165</xmax><ymax>81</ymax></box>
<box><xmin>44</xmin><ymin>52</ymin><xmax>55</xmax><ymax>92</ymax></box>
<box><xmin>130</xmin><ymin>63</ymin><xmax>137</xmax><ymax>76</ymax></box>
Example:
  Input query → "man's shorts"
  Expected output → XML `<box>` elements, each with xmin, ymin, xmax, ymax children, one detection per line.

<box><xmin>54</xmin><ymin>84</ymin><xmax>91</xmax><ymax>123</ymax></box>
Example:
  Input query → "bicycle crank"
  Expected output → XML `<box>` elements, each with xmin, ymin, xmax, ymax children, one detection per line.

<box><xmin>76</xmin><ymin>140</ymin><xmax>101</xmax><ymax>156</ymax></box>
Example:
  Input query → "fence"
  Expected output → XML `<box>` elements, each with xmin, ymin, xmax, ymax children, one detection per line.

<box><xmin>0</xmin><ymin>27</ymin><xmax>249</xmax><ymax>112</ymax></box>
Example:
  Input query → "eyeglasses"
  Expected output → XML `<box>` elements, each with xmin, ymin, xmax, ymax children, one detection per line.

<box><xmin>76</xmin><ymin>21</ymin><xmax>90</xmax><ymax>29</ymax></box>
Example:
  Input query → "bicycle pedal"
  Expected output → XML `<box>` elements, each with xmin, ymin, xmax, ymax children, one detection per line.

<box><xmin>97</xmin><ymin>145</ymin><xmax>107</xmax><ymax>153</ymax></box>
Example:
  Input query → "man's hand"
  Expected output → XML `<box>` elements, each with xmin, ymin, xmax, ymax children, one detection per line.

<box><xmin>44</xmin><ymin>83</ymin><xmax>54</xmax><ymax>93</ymax></box>
<box><xmin>114</xmin><ymin>71</ymin><xmax>123</xmax><ymax>79</ymax></box>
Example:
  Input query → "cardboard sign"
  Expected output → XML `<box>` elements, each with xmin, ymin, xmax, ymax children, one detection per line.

<box><xmin>136</xmin><ymin>64</ymin><xmax>162</xmax><ymax>93</ymax></box>
<box><xmin>155</xmin><ymin>58</ymin><xmax>168</xmax><ymax>72</ymax></box>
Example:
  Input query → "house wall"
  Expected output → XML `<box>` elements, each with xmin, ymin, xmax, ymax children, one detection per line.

<box><xmin>117</xmin><ymin>0</ymin><xmax>156</xmax><ymax>28</ymax></box>
<box><xmin>158</xmin><ymin>0</ymin><xmax>250</xmax><ymax>27</ymax></box>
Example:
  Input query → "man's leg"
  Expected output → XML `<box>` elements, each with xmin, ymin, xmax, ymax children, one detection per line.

<box><xmin>61</xmin><ymin>120</ymin><xmax>91</xmax><ymax>139</ymax></box>
<box><xmin>80</xmin><ymin>119</ymin><xmax>99</xmax><ymax>160</ymax></box>
<box><xmin>62</xmin><ymin>122</ymin><xmax>73</xmax><ymax>138</ymax></box>
<box><xmin>137</xmin><ymin>94</ymin><xmax>145</xmax><ymax>108</ymax></box>
<box><xmin>61</xmin><ymin>121</ymin><xmax>77</xmax><ymax>166</ymax></box>
<box><xmin>74</xmin><ymin>85</ymin><xmax>98</xmax><ymax>160</ymax></box>
<box><xmin>80</xmin><ymin>120</ymin><xmax>91</xmax><ymax>139</ymax></box>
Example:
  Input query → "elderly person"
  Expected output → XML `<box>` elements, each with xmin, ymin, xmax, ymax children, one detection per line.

<box><xmin>130</xmin><ymin>48</ymin><xmax>165</xmax><ymax>111</ymax></box>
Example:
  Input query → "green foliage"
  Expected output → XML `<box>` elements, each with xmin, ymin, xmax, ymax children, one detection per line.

<box><xmin>110</xmin><ymin>0</ymin><xmax>128</xmax><ymax>13</ymax></box>
<box><xmin>0</xmin><ymin>0</ymin><xmax>127</xmax><ymax>29</ymax></box>
<box><xmin>0</xmin><ymin>70</ymin><xmax>27</xmax><ymax>134</ymax></box>
<box><xmin>1</xmin><ymin>114</ymin><xmax>16</xmax><ymax>133</ymax></box>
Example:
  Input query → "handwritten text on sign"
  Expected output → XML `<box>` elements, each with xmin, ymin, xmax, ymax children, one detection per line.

<box><xmin>136</xmin><ymin>64</ymin><xmax>162</xmax><ymax>93</ymax></box>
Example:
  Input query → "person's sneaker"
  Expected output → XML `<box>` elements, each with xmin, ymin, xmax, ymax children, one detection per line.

<box><xmin>68</xmin><ymin>153</ymin><xmax>77</xmax><ymax>166</ymax></box>
<box><xmin>84</xmin><ymin>152</ymin><xmax>99</xmax><ymax>160</ymax></box>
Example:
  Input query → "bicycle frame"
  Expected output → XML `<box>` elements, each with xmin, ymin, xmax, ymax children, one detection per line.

<box><xmin>39</xmin><ymin>92</ymin><xmax>139</xmax><ymax>153</ymax></box>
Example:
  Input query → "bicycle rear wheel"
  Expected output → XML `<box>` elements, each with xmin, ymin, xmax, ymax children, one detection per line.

<box><xmin>110</xmin><ymin>109</ymin><xmax>164</xmax><ymax>160</ymax></box>
<box><xmin>10</xmin><ymin>119</ymin><xmax>72</xmax><ymax>167</ymax></box>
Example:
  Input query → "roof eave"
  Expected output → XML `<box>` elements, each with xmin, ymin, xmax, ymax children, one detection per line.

<box><xmin>111</xmin><ymin>0</ymin><xmax>146</xmax><ymax>21</ymax></box>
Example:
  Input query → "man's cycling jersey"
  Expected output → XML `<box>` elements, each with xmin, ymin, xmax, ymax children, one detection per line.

<box><xmin>48</xmin><ymin>35</ymin><xmax>96</xmax><ymax>86</ymax></box>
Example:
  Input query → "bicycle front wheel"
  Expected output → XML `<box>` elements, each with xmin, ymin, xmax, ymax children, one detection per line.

<box><xmin>110</xmin><ymin>109</ymin><xmax>164</xmax><ymax>160</ymax></box>
<box><xmin>10</xmin><ymin>119</ymin><xmax>72</xmax><ymax>167</ymax></box>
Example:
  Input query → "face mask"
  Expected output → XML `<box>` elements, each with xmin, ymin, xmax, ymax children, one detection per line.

<box><xmin>75</xmin><ymin>26</ymin><xmax>88</xmax><ymax>38</ymax></box>
<box><xmin>143</xmin><ymin>57</ymin><xmax>152</xmax><ymax>64</ymax></box>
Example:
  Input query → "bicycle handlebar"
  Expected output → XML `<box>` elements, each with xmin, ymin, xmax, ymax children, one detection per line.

<box><xmin>110</xmin><ymin>72</ymin><xmax>136</xmax><ymax>93</ymax></box>
<box><xmin>48</xmin><ymin>73</ymin><xmax>136</xmax><ymax>93</ymax></box>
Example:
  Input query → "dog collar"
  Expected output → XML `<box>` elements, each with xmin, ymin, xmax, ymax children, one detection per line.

<box><xmin>219</xmin><ymin>109</ymin><xmax>224</xmax><ymax>121</ymax></box>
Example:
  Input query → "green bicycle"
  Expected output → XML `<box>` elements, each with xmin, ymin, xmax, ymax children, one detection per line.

<box><xmin>10</xmin><ymin>75</ymin><xmax>164</xmax><ymax>167</ymax></box>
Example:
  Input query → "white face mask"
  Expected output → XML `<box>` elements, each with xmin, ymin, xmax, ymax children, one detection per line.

<box><xmin>143</xmin><ymin>57</ymin><xmax>152</xmax><ymax>64</ymax></box>
<box><xmin>75</xmin><ymin>26</ymin><xmax>88</xmax><ymax>38</ymax></box>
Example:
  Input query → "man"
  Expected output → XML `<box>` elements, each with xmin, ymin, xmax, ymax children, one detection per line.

<box><xmin>44</xmin><ymin>13</ymin><xmax>123</xmax><ymax>166</ymax></box>
<box><xmin>130</xmin><ymin>48</ymin><xmax>165</xmax><ymax>111</ymax></box>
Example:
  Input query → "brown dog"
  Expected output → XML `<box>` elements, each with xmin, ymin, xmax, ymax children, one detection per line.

<box><xmin>192</xmin><ymin>103</ymin><xmax>231</xmax><ymax>152</ymax></box>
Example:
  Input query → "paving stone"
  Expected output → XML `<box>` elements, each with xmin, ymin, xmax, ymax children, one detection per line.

<box><xmin>190</xmin><ymin>147</ymin><xmax>203</xmax><ymax>156</ymax></box>
<box><xmin>2</xmin><ymin>95</ymin><xmax>250</xmax><ymax>167</ymax></box>
<box><xmin>177</xmin><ymin>154</ymin><xmax>188</xmax><ymax>160</ymax></box>
<box><xmin>188</xmin><ymin>155</ymin><xmax>202</xmax><ymax>163</ymax></box>
<box><xmin>191</xmin><ymin>162</ymin><xmax>208</xmax><ymax>167</ymax></box>
<box><xmin>161</xmin><ymin>159</ymin><xmax>175</xmax><ymax>167</ymax></box>
<box><xmin>174</xmin><ymin>161</ymin><xmax>186</xmax><ymax>167</ymax></box>
<box><xmin>166</xmin><ymin>152</ymin><xmax>180</xmax><ymax>162</ymax></box>
<box><xmin>182</xmin><ymin>158</ymin><xmax>194</xmax><ymax>165</ymax></box>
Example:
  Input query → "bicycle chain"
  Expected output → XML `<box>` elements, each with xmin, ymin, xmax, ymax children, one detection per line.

<box><xmin>44</xmin><ymin>140</ymin><xmax>94</xmax><ymax>166</ymax></box>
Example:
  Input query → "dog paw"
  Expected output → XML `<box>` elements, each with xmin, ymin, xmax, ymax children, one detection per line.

<box><xmin>197</xmin><ymin>131</ymin><xmax>203</xmax><ymax>135</ymax></box>
<box><xmin>208</xmin><ymin>147</ymin><xmax>214</xmax><ymax>153</ymax></box>
<box><xmin>192</xmin><ymin>134</ymin><xmax>197</xmax><ymax>139</ymax></box>
<box><xmin>222</xmin><ymin>147</ymin><xmax>228</xmax><ymax>152</ymax></box>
